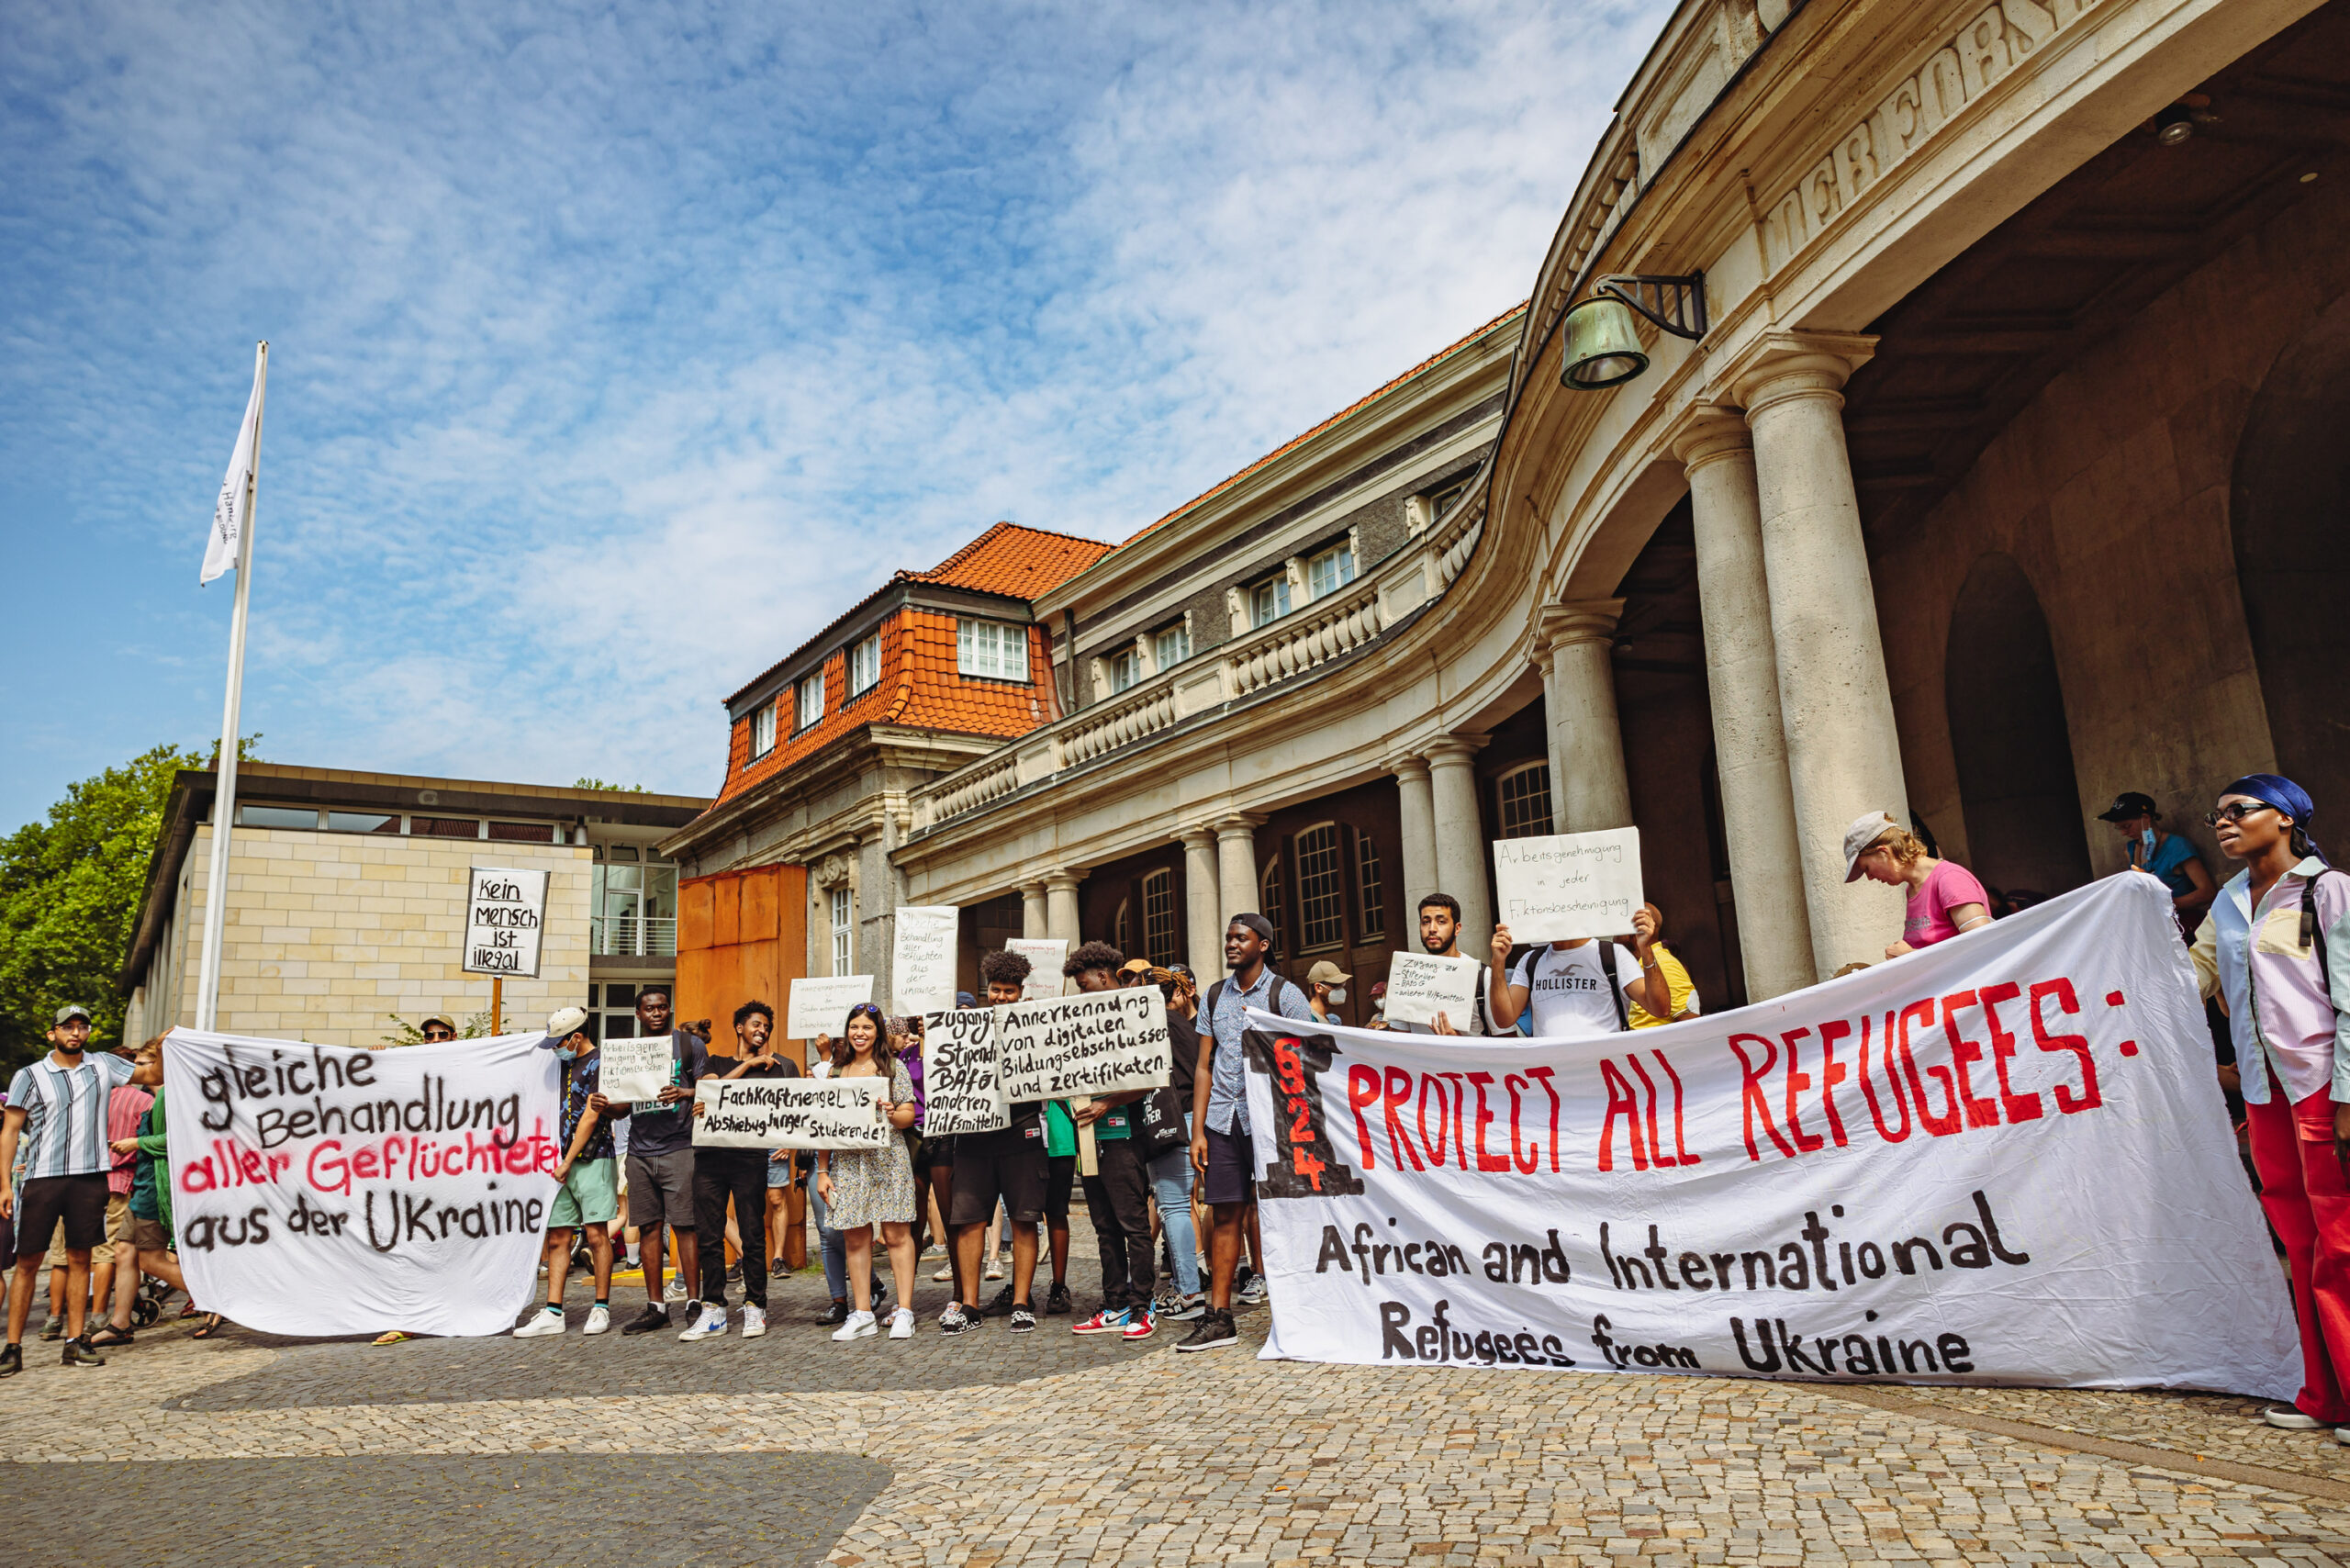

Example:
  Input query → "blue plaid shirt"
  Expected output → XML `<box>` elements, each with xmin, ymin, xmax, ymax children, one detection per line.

<box><xmin>1205</xmin><ymin>968</ymin><xmax>1316</xmax><ymax>1137</ymax></box>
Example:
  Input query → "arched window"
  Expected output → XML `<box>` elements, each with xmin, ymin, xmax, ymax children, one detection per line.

<box><xmin>1260</xmin><ymin>858</ymin><xmax>1286</xmax><ymax>956</ymax></box>
<box><xmin>1495</xmin><ymin>761</ymin><xmax>1554</xmax><ymax>840</ymax></box>
<box><xmin>1356</xmin><ymin>832</ymin><xmax>1384</xmax><ymax>940</ymax></box>
<box><xmin>1143</xmin><ymin>869</ymin><xmax>1177</xmax><ymax>968</ymax></box>
<box><xmin>1295</xmin><ymin>823</ymin><xmax>1346</xmax><ymax>950</ymax></box>
<box><xmin>1113</xmin><ymin>898</ymin><xmax>1132</xmax><ymax>959</ymax></box>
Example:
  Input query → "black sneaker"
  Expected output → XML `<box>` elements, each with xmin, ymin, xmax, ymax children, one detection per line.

<box><xmin>870</xmin><ymin>1273</ymin><xmax>888</xmax><ymax>1308</ymax></box>
<box><xmin>1008</xmin><ymin>1305</ymin><xmax>1037</xmax><ymax>1334</ymax></box>
<box><xmin>818</xmin><ymin>1299</ymin><xmax>850</xmax><ymax>1327</ymax></box>
<box><xmin>62</xmin><ymin>1338</ymin><xmax>106</xmax><ymax>1368</ymax></box>
<box><xmin>620</xmin><ymin>1304</ymin><xmax>671</xmax><ymax>1336</ymax></box>
<box><xmin>1044</xmin><ymin>1281</ymin><xmax>1073</xmax><ymax>1316</ymax></box>
<box><xmin>938</xmin><ymin>1303</ymin><xmax>980</xmax><ymax>1336</ymax></box>
<box><xmin>725</xmin><ymin>1263</ymin><xmax>744</xmax><ymax>1286</ymax></box>
<box><xmin>0</xmin><ymin>1344</ymin><xmax>19</xmax><ymax>1378</ymax></box>
<box><xmin>980</xmin><ymin>1283</ymin><xmax>1016</xmax><ymax>1317</ymax></box>
<box><xmin>1175</xmin><ymin>1309</ymin><xmax>1238</xmax><ymax>1353</ymax></box>
<box><xmin>39</xmin><ymin>1316</ymin><xmax>65</xmax><ymax>1343</ymax></box>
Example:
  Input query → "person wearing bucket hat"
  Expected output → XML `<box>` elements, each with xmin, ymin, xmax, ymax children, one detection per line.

<box><xmin>2098</xmin><ymin>791</ymin><xmax>2216</xmax><ymax>931</ymax></box>
<box><xmin>1842</xmin><ymin>810</ymin><xmax>1992</xmax><ymax>962</ymax></box>
<box><xmin>514</xmin><ymin>1006</ymin><xmax>621</xmax><ymax>1338</ymax></box>
<box><xmin>2187</xmin><ymin>775</ymin><xmax>2350</xmax><ymax>1439</ymax></box>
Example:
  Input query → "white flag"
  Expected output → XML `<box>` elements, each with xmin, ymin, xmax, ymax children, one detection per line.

<box><xmin>201</xmin><ymin>359</ymin><xmax>263</xmax><ymax>585</ymax></box>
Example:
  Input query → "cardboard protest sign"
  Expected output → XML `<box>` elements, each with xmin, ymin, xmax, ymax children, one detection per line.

<box><xmin>1237</xmin><ymin>874</ymin><xmax>2299</xmax><ymax>1397</ymax></box>
<box><xmin>463</xmin><ymin>865</ymin><xmax>549</xmax><ymax>978</ymax></box>
<box><xmin>998</xmin><ymin>989</ymin><xmax>1170</xmax><ymax>1102</ymax></box>
<box><xmin>787</xmin><ymin>975</ymin><xmax>875</xmax><ymax>1040</ymax></box>
<box><xmin>893</xmin><ymin>905</ymin><xmax>960</xmax><ymax>1016</ymax></box>
<box><xmin>596</xmin><ymin>1035</ymin><xmax>673</xmax><ymax>1103</ymax></box>
<box><xmin>162</xmin><ymin>1027</ymin><xmax>561</xmax><ymax>1338</ymax></box>
<box><xmin>922</xmin><ymin>1007</ymin><xmax>1009</xmax><ymax>1136</ymax></box>
<box><xmin>1491</xmin><ymin>828</ymin><xmax>1642</xmax><ymax>943</ymax></box>
<box><xmin>691</xmin><ymin>1077</ymin><xmax>887</xmax><ymax>1149</ymax></box>
<box><xmin>1382</xmin><ymin>952</ymin><xmax>1483</xmax><ymax>1027</ymax></box>
<box><xmin>1005</xmin><ymin>938</ymin><xmax>1067</xmax><ymax>1000</ymax></box>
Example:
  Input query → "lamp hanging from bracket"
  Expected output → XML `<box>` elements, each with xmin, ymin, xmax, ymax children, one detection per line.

<box><xmin>1560</xmin><ymin>271</ymin><xmax>1707</xmax><ymax>391</ymax></box>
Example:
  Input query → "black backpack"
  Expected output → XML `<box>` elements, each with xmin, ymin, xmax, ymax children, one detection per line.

<box><xmin>2299</xmin><ymin>866</ymin><xmax>2348</xmax><ymax>1005</ymax></box>
<box><xmin>1523</xmin><ymin>943</ymin><xmax>1629</xmax><ymax>1032</ymax></box>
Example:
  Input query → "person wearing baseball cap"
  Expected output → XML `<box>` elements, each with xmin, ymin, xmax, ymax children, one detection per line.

<box><xmin>1843</xmin><ymin>810</ymin><xmax>1992</xmax><ymax>963</ymax></box>
<box><xmin>514</xmin><ymin>1006</ymin><xmax>621</xmax><ymax>1338</ymax></box>
<box><xmin>419</xmin><ymin>1015</ymin><xmax>458</xmax><ymax>1044</ymax></box>
<box><xmin>2098</xmin><ymin>790</ymin><xmax>2215</xmax><ymax>931</ymax></box>
<box><xmin>1304</xmin><ymin>960</ymin><xmax>1351</xmax><ymax>1025</ymax></box>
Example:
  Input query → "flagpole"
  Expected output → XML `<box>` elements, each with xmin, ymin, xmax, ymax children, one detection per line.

<box><xmin>195</xmin><ymin>340</ymin><xmax>268</xmax><ymax>1033</ymax></box>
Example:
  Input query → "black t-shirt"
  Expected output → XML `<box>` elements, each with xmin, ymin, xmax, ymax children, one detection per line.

<box><xmin>621</xmin><ymin>1029</ymin><xmax>711</xmax><ymax>1157</ymax></box>
<box><xmin>1167</xmin><ymin>1011</ymin><xmax>1199</xmax><ymax>1102</ymax></box>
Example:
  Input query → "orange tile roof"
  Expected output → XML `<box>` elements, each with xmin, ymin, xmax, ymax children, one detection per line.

<box><xmin>910</xmin><ymin>521</ymin><xmax>1115</xmax><ymax>597</ymax></box>
<box><xmin>1120</xmin><ymin>302</ymin><xmax>1527</xmax><ymax>546</ymax></box>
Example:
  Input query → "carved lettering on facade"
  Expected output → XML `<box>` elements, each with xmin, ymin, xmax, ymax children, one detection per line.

<box><xmin>1765</xmin><ymin>0</ymin><xmax>2094</xmax><ymax>271</ymax></box>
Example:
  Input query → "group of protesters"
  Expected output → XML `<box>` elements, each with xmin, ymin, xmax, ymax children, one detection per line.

<box><xmin>3</xmin><ymin>770</ymin><xmax>2344</xmax><ymax>1436</ymax></box>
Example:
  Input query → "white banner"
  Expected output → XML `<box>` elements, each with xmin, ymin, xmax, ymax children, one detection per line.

<box><xmin>893</xmin><ymin>905</ymin><xmax>960</xmax><ymax>1016</ymax></box>
<box><xmin>1005</xmin><ymin>938</ymin><xmax>1067</xmax><ymax>1000</ymax></box>
<box><xmin>691</xmin><ymin>1077</ymin><xmax>886</xmax><ymax>1149</ymax></box>
<box><xmin>999</xmin><ymin>989</ymin><xmax>1171</xmax><ymax>1101</ymax></box>
<box><xmin>788</xmin><ymin>975</ymin><xmax>874</xmax><ymax>1040</ymax></box>
<box><xmin>922</xmin><ymin>1007</ymin><xmax>1010</xmax><ymax>1135</ymax></box>
<box><xmin>162</xmin><ymin>1027</ymin><xmax>560</xmax><ymax>1338</ymax></box>
<box><xmin>595</xmin><ymin>1036</ymin><xmax>672</xmax><ymax>1103</ymax></box>
<box><xmin>1382</xmin><ymin>952</ymin><xmax>1483</xmax><ymax>1027</ymax></box>
<box><xmin>462</xmin><ymin>865</ymin><xmax>548</xmax><ymax>979</ymax></box>
<box><xmin>1240</xmin><ymin>875</ymin><xmax>2298</xmax><ymax>1395</ymax></box>
<box><xmin>1492</xmin><ymin>828</ymin><xmax>1642</xmax><ymax>943</ymax></box>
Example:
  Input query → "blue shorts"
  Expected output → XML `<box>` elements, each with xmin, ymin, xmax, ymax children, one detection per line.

<box><xmin>1203</xmin><ymin>1126</ymin><xmax>1257</xmax><ymax>1207</ymax></box>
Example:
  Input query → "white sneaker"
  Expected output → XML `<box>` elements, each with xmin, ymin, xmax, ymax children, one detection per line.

<box><xmin>677</xmin><ymin>1305</ymin><xmax>730</xmax><ymax>1341</ymax></box>
<box><xmin>582</xmin><ymin>1305</ymin><xmax>610</xmax><ymax>1336</ymax></box>
<box><xmin>663</xmin><ymin>1279</ymin><xmax>688</xmax><ymax>1304</ymax></box>
<box><xmin>888</xmin><ymin>1306</ymin><xmax>915</xmax><ymax>1340</ymax></box>
<box><xmin>740</xmin><ymin>1305</ymin><xmax>767</xmax><ymax>1338</ymax></box>
<box><xmin>1237</xmin><ymin>1274</ymin><xmax>1269</xmax><ymax>1305</ymax></box>
<box><xmin>984</xmin><ymin>1260</ymin><xmax>1005</xmax><ymax>1281</ymax></box>
<box><xmin>832</xmin><ymin>1308</ymin><xmax>878</xmax><ymax>1341</ymax></box>
<box><xmin>512</xmin><ymin>1307</ymin><xmax>565</xmax><ymax>1338</ymax></box>
<box><xmin>931</xmin><ymin>1264</ymin><xmax>954</xmax><ymax>1282</ymax></box>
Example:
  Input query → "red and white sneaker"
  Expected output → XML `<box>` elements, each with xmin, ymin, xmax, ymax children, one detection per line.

<box><xmin>1070</xmin><ymin>1305</ymin><xmax>1132</xmax><ymax>1335</ymax></box>
<box><xmin>1121</xmin><ymin>1308</ymin><xmax>1158</xmax><ymax>1341</ymax></box>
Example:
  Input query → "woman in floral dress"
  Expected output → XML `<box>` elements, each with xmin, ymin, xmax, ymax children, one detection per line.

<box><xmin>813</xmin><ymin>1003</ymin><xmax>920</xmax><ymax>1340</ymax></box>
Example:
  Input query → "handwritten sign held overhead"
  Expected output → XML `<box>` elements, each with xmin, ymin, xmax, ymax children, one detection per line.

<box><xmin>463</xmin><ymin>865</ymin><xmax>549</xmax><ymax>978</ymax></box>
<box><xmin>1491</xmin><ymin>828</ymin><xmax>1643</xmax><ymax>944</ymax></box>
<box><xmin>691</xmin><ymin>1077</ymin><xmax>888</xmax><ymax>1150</ymax></box>
<box><xmin>596</xmin><ymin>1036</ymin><xmax>674</xmax><ymax>1103</ymax></box>
<box><xmin>787</xmin><ymin>975</ymin><xmax>875</xmax><ymax>1041</ymax></box>
<box><xmin>998</xmin><ymin>989</ymin><xmax>1170</xmax><ymax>1102</ymax></box>
<box><xmin>1382</xmin><ymin>952</ymin><xmax>1483</xmax><ymax>1027</ymax></box>
<box><xmin>892</xmin><ymin>905</ymin><xmax>959</xmax><ymax>1016</ymax></box>
<box><xmin>1004</xmin><ymin>938</ymin><xmax>1067</xmax><ymax>1000</ymax></box>
<box><xmin>922</xmin><ymin>1007</ymin><xmax>1009</xmax><ymax>1136</ymax></box>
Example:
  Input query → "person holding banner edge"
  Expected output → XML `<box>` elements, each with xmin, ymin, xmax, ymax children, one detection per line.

<box><xmin>1181</xmin><ymin>914</ymin><xmax>1316</xmax><ymax>1354</ymax></box>
<box><xmin>1843</xmin><ymin>812</ymin><xmax>1993</xmax><ymax>959</ymax></box>
<box><xmin>515</xmin><ymin>1009</ymin><xmax>619</xmax><ymax>1338</ymax></box>
<box><xmin>2187</xmin><ymin>775</ymin><xmax>2350</xmax><ymax>1439</ymax></box>
<box><xmin>814</xmin><ymin>1003</ymin><xmax>921</xmax><ymax>1341</ymax></box>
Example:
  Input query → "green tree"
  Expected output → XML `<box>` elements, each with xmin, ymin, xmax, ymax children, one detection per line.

<box><xmin>575</xmin><ymin>778</ymin><xmax>650</xmax><ymax>793</ymax></box>
<box><xmin>0</xmin><ymin>744</ymin><xmax>201</xmax><ymax>1072</ymax></box>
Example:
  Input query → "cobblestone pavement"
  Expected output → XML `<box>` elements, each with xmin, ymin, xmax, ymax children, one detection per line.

<box><xmin>9</xmin><ymin>1246</ymin><xmax>2350</xmax><ymax>1567</ymax></box>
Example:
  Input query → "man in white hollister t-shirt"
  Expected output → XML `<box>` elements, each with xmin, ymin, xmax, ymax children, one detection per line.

<box><xmin>1484</xmin><ymin>905</ymin><xmax>1676</xmax><ymax>1041</ymax></box>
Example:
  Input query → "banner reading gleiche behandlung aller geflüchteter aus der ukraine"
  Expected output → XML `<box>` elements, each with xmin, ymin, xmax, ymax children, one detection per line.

<box><xmin>1240</xmin><ymin>873</ymin><xmax>2299</xmax><ymax>1396</ymax></box>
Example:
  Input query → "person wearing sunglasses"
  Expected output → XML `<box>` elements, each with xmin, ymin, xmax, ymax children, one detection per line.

<box><xmin>2188</xmin><ymin>775</ymin><xmax>2350</xmax><ymax>1440</ymax></box>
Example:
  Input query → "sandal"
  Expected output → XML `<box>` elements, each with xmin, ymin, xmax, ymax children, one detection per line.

<box><xmin>86</xmin><ymin>1325</ymin><xmax>135</xmax><ymax>1349</ymax></box>
<box><xmin>190</xmin><ymin>1315</ymin><xmax>227</xmax><ymax>1340</ymax></box>
<box><xmin>370</xmin><ymin>1328</ymin><xmax>411</xmax><ymax>1345</ymax></box>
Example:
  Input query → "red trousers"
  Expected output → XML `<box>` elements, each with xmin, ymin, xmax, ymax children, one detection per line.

<box><xmin>2248</xmin><ymin>1087</ymin><xmax>2350</xmax><ymax>1424</ymax></box>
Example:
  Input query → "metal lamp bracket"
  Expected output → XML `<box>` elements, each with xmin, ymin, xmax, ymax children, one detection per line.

<box><xmin>1593</xmin><ymin>273</ymin><xmax>1707</xmax><ymax>341</ymax></box>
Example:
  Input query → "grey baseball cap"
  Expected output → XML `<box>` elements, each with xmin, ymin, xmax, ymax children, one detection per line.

<box><xmin>53</xmin><ymin>1003</ymin><xmax>93</xmax><ymax>1025</ymax></box>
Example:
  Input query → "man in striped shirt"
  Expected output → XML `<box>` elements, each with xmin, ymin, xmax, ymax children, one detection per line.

<box><xmin>0</xmin><ymin>1005</ymin><xmax>165</xmax><ymax>1375</ymax></box>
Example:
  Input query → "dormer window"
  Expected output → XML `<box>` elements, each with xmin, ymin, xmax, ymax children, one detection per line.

<box><xmin>750</xmin><ymin>703</ymin><xmax>777</xmax><ymax>757</ymax></box>
<box><xmin>957</xmin><ymin>619</ymin><xmax>1029</xmax><ymax>681</ymax></box>
<box><xmin>849</xmin><ymin>633</ymin><xmax>880</xmax><ymax>696</ymax></box>
<box><xmin>795</xmin><ymin>671</ymin><xmax>824</xmax><ymax>732</ymax></box>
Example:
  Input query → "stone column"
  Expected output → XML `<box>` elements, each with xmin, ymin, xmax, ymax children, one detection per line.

<box><xmin>1019</xmin><ymin>880</ymin><xmax>1048</xmax><ymax>940</ymax></box>
<box><xmin>1044</xmin><ymin>868</ymin><xmax>1082</xmax><ymax>947</ymax></box>
<box><xmin>1423</xmin><ymin>737</ymin><xmax>1493</xmax><ymax>954</ymax></box>
<box><xmin>1734</xmin><ymin>333</ymin><xmax>1909</xmax><ymax>975</ymax></box>
<box><xmin>1390</xmin><ymin>756</ymin><xmax>1438</xmax><ymax>919</ymax></box>
<box><xmin>1534</xmin><ymin>600</ymin><xmax>1633</xmax><ymax>832</ymax></box>
<box><xmin>1673</xmin><ymin>411</ymin><xmax>1817</xmax><ymax>1000</ymax></box>
<box><xmin>1214</xmin><ymin>815</ymin><xmax>1262</xmax><ymax>932</ymax></box>
<box><xmin>1181</xmin><ymin>825</ymin><xmax>1222</xmax><ymax>970</ymax></box>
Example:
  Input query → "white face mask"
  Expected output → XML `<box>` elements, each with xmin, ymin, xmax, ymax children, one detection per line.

<box><xmin>1326</xmin><ymin>988</ymin><xmax>1347</xmax><ymax>1004</ymax></box>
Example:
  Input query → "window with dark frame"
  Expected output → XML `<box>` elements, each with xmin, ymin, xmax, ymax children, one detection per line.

<box><xmin>1495</xmin><ymin>761</ymin><xmax>1555</xmax><ymax>840</ymax></box>
<box><xmin>1114</xmin><ymin>898</ymin><xmax>1131</xmax><ymax>958</ymax></box>
<box><xmin>1355</xmin><ymin>832</ymin><xmax>1385</xmax><ymax>940</ymax></box>
<box><xmin>1295</xmin><ymin>823</ymin><xmax>1346</xmax><ymax>950</ymax></box>
<box><xmin>1143</xmin><ymin>868</ymin><xmax>1177</xmax><ymax>967</ymax></box>
<box><xmin>1260</xmin><ymin>857</ymin><xmax>1286</xmax><ymax>956</ymax></box>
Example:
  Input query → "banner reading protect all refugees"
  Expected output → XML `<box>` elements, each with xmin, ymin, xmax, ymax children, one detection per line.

<box><xmin>162</xmin><ymin>1028</ymin><xmax>561</xmax><ymax>1338</ymax></box>
<box><xmin>1240</xmin><ymin>874</ymin><xmax>2300</xmax><ymax>1396</ymax></box>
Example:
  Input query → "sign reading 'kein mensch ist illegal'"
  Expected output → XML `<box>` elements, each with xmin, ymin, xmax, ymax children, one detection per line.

<box><xmin>463</xmin><ymin>865</ymin><xmax>549</xmax><ymax>979</ymax></box>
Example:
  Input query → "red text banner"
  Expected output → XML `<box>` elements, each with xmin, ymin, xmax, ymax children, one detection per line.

<box><xmin>1241</xmin><ymin>874</ymin><xmax>2298</xmax><ymax>1394</ymax></box>
<box><xmin>163</xmin><ymin>1028</ymin><xmax>562</xmax><ymax>1338</ymax></box>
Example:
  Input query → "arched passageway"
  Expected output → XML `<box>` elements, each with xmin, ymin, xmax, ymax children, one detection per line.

<box><xmin>1943</xmin><ymin>553</ymin><xmax>2091</xmax><ymax>901</ymax></box>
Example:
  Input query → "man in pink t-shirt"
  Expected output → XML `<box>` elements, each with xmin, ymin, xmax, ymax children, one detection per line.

<box><xmin>1843</xmin><ymin>811</ymin><xmax>1994</xmax><ymax>961</ymax></box>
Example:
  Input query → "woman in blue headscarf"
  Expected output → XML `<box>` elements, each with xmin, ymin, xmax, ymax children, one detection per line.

<box><xmin>2190</xmin><ymin>774</ymin><xmax>2350</xmax><ymax>1438</ymax></box>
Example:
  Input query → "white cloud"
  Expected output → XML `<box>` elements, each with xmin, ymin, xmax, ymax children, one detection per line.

<box><xmin>0</xmin><ymin>0</ymin><xmax>1671</xmax><ymax>822</ymax></box>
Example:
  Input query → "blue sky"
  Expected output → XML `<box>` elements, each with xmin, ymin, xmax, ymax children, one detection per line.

<box><xmin>2</xmin><ymin>0</ymin><xmax>1669</xmax><ymax>829</ymax></box>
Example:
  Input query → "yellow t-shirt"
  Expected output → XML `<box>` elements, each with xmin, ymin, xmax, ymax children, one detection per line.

<box><xmin>1627</xmin><ymin>943</ymin><xmax>1696</xmax><ymax>1029</ymax></box>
